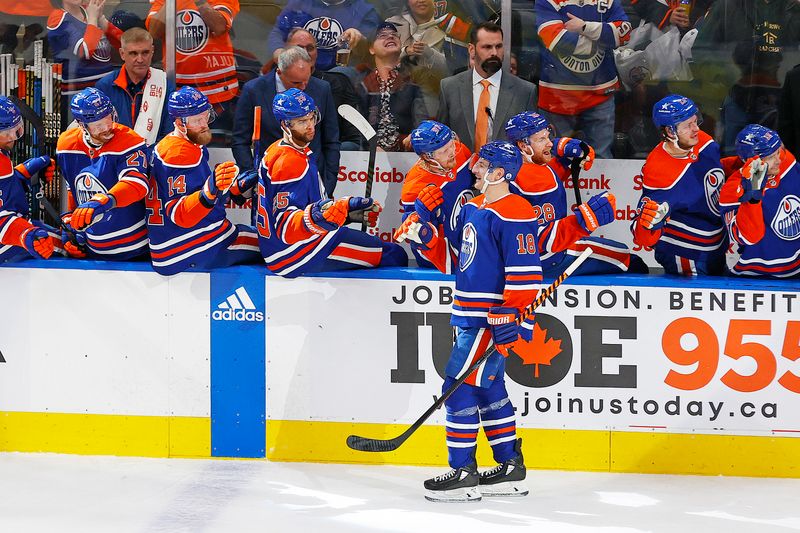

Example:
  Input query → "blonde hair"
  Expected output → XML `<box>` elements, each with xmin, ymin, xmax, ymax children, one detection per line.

<box><xmin>121</xmin><ymin>27</ymin><xmax>154</xmax><ymax>48</ymax></box>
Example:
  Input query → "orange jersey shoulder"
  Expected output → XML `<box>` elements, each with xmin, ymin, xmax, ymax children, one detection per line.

<box><xmin>100</xmin><ymin>124</ymin><xmax>146</xmax><ymax>155</ymax></box>
<box><xmin>514</xmin><ymin>162</ymin><xmax>561</xmax><ymax>195</ymax></box>
<box><xmin>155</xmin><ymin>135</ymin><xmax>203</xmax><ymax>167</ymax></box>
<box><xmin>264</xmin><ymin>141</ymin><xmax>310</xmax><ymax>183</ymax></box>
<box><xmin>56</xmin><ymin>127</ymin><xmax>85</xmax><ymax>152</ymax></box>
<box><xmin>401</xmin><ymin>164</ymin><xmax>446</xmax><ymax>204</ymax></box>
<box><xmin>46</xmin><ymin>9</ymin><xmax>67</xmax><ymax>30</ymax></box>
<box><xmin>643</xmin><ymin>131</ymin><xmax>717</xmax><ymax>190</ymax></box>
<box><xmin>0</xmin><ymin>151</ymin><xmax>12</xmax><ymax>178</ymax></box>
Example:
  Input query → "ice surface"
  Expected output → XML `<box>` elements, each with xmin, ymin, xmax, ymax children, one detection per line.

<box><xmin>1</xmin><ymin>453</ymin><xmax>799</xmax><ymax>533</ymax></box>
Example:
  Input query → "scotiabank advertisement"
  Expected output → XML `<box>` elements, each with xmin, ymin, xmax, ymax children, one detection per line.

<box><xmin>266</xmin><ymin>275</ymin><xmax>800</xmax><ymax>437</ymax></box>
<box><xmin>210</xmin><ymin>149</ymin><xmax>658</xmax><ymax>266</ymax></box>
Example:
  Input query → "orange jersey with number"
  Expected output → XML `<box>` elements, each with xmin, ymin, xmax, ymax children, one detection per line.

<box><xmin>147</xmin><ymin>0</ymin><xmax>239</xmax><ymax>104</ymax></box>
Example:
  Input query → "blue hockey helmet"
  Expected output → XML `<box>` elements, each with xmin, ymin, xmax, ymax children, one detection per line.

<box><xmin>504</xmin><ymin>111</ymin><xmax>552</xmax><ymax>143</ymax></box>
<box><xmin>735</xmin><ymin>124</ymin><xmax>782</xmax><ymax>160</ymax></box>
<box><xmin>652</xmin><ymin>94</ymin><xmax>700</xmax><ymax>131</ymax></box>
<box><xmin>276</xmin><ymin>10</ymin><xmax>313</xmax><ymax>40</ymax></box>
<box><xmin>168</xmin><ymin>86</ymin><xmax>214</xmax><ymax>121</ymax></box>
<box><xmin>410</xmin><ymin>120</ymin><xmax>453</xmax><ymax>155</ymax></box>
<box><xmin>0</xmin><ymin>96</ymin><xmax>22</xmax><ymax>132</ymax></box>
<box><xmin>70</xmin><ymin>88</ymin><xmax>115</xmax><ymax>125</ymax></box>
<box><xmin>273</xmin><ymin>88</ymin><xmax>318</xmax><ymax>123</ymax></box>
<box><xmin>477</xmin><ymin>140</ymin><xmax>522</xmax><ymax>182</ymax></box>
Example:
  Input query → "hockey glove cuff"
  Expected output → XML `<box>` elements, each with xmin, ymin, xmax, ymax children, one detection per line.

<box><xmin>71</xmin><ymin>193</ymin><xmax>115</xmax><ymax>230</ymax></box>
<box><xmin>575</xmin><ymin>192</ymin><xmax>616</xmax><ymax>232</ymax></box>
<box><xmin>487</xmin><ymin>306</ymin><xmax>520</xmax><ymax>357</ymax></box>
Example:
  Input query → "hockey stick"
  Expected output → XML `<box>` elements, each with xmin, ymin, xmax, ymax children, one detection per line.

<box><xmin>569</xmin><ymin>141</ymin><xmax>590</xmax><ymax>207</ymax></box>
<box><xmin>337</xmin><ymin>104</ymin><xmax>378</xmax><ymax>231</ymax></box>
<box><xmin>346</xmin><ymin>246</ymin><xmax>595</xmax><ymax>453</ymax></box>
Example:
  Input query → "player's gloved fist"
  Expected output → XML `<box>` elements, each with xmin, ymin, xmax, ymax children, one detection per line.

<box><xmin>346</xmin><ymin>197</ymin><xmax>382</xmax><ymax>227</ymax></box>
<box><xmin>741</xmin><ymin>157</ymin><xmax>769</xmax><ymax>203</ymax></box>
<box><xmin>214</xmin><ymin>161</ymin><xmax>239</xmax><ymax>194</ymax></box>
<box><xmin>414</xmin><ymin>184</ymin><xmax>444</xmax><ymax>226</ymax></box>
<box><xmin>637</xmin><ymin>197</ymin><xmax>670</xmax><ymax>230</ymax></box>
<box><xmin>21</xmin><ymin>227</ymin><xmax>54</xmax><ymax>259</ymax></box>
<box><xmin>578</xmin><ymin>142</ymin><xmax>595</xmax><ymax>170</ymax></box>
<box><xmin>305</xmin><ymin>198</ymin><xmax>348</xmax><ymax>233</ymax></box>
<box><xmin>229</xmin><ymin>169</ymin><xmax>258</xmax><ymax>198</ymax></box>
<box><xmin>60</xmin><ymin>229</ymin><xmax>87</xmax><ymax>258</ymax></box>
<box><xmin>487</xmin><ymin>306</ymin><xmax>520</xmax><ymax>357</ymax></box>
<box><xmin>394</xmin><ymin>212</ymin><xmax>421</xmax><ymax>243</ymax></box>
<box><xmin>14</xmin><ymin>156</ymin><xmax>53</xmax><ymax>181</ymax></box>
<box><xmin>71</xmin><ymin>193</ymin><xmax>115</xmax><ymax>230</ymax></box>
<box><xmin>575</xmin><ymin>192</ymin><xmax>616</xmax><ymax>232</ymax></box>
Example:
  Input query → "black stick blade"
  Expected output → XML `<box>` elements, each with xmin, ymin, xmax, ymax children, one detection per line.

<box><xmin>346</xmin><ymin>434</ymin><xmax>400</xmax><ymax>452</ymax></box>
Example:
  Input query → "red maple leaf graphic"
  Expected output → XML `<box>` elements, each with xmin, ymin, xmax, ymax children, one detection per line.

<box><xmin>511</xmin><ymin>323</ymin><xmax>562</xmax><ymax>378</ymax></box>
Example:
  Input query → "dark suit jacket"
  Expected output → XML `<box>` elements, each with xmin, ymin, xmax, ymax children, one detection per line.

<box><xmin>780</xmin><ymin>64</ymin><xmax>800</xmax><ymax>159</ymax></box>
<box><xmin>232</xmin><ymin>70</ymin><xmax>340</xmax><ymax>196</ymax></box>
<box><xmin>437</xmin><ymin>69</ymin><xmax>538</xmax><ymax>150</ymax></box>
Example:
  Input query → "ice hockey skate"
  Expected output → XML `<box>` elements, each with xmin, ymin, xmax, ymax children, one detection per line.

<box><xmin>478</xmin><ymin>438</ymin><xmax>529</xmax><ymax>497</ymax></box>
<box><xmin>423</xmin><ymin>463</ymin><xmax>481</xmax><ymax>502</ymax></box>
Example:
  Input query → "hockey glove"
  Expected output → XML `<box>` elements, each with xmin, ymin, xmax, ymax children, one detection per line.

<box><xmin>202</xmin><ymin>162</ymin><xmax>239</xmax><ymax>205</ymax></box>
<box><xmin>574</xmin><ymin>192</ymin><xmax>616</xmax><ymax>232</ymax></box>
<box><xmin>14</xmin><ymin>156</ymin><xmax>53</xmax><ymax>182</ymax></box>
<box><xmin>554</xmin><ymin>138</ymin><xmax>595</xmax><ymax>171</ymax></box>
<box><xmin>414</xmin><ymin>184</ymin><xmax>444</xmax><ymax>226</ymax></box>
<box><xmin>740</xmin><ymin>157</ymin><xmax>769</xmax><ymax>203</ymax></box>
<box><xmin>637</xmin><ymin>198</ymin><xmax>670</xmax><ymax>230</ymax></box>
<box><xmin>346</xmin><ymin>197</ymin><xmax>382</xmax><ymax>228</ymax></box>
<box><xmin>61</xmin><ymin>229</ymin><xmax>87</xmax><ymax>258</ymax></box>
<box><xmin>305</xmin><ymin>198</ymin><xmax>349</xmax><ymax>233</ymax></box>
<box><xmin>487</xmin><ymin>306</ymin><xmax>520</xmax><ymax>357</ymax></box>
<box><xmin>71</xmin><ymin>193</ymin><xmax>115</xmax><ymax>230</ymax></box>
<box><xmin>21</xmin><ymin>227</ymin><xmax>54</xmax><ymax>259</ymax></box>
<box><xmin>228</xmin><ymin>168</ymin><xmax>259</xmax><ymax>198</ymax></box>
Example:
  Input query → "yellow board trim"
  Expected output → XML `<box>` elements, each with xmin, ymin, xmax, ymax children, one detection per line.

<box><xmin>0</xmin><ymin>412</ymin><xmax>210</xmax><ymax>458</ymax></box>
<box><xmin>267</xmin><ymin>420</ymin><xmax>800</xmax><ymax>478</ymax></box>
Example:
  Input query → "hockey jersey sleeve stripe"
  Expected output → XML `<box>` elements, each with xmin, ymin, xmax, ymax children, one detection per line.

<box><xmin>269</xmin><ymin>238</ymin><xmax>324</xmax><ymax>271</ymax></box>
<box><xmin>149</xmin><ymin>219</ymin><xmax>226</xmax><ymax>250</ymax></box>
<box><xmin>152</xmin><ymin>224</ymin><xmax>237</xmax><ymax>267</ymax></box>
<box><xmin>0</xmin><ymin>215</ymin><xmax>32</xmax><ymax>246</ymax></box>
<box><xmin>662</xmin><ymin>225</ymin><xmax>724</xmax><ymax>245</ymax></box>
<box><xmin>329</xmin><ymin>243</ymin><xmax>382</xmax><ymax>267</ymax></box>
<box><xmin>505</xmin><ymin>265</ymin><xmax>543</xmax><ymax>273</ymax></box>
<box><xmin>505</xmin><ymin>274</ymin><xmax>543</xmax><ymax>282</ymax></box>
<box><xmin>85</xmin><ymin>219</ymin><xmax>146</xmax><ymax>241</ymax></box>
<box><xmin>538</xmin><ymin>21</ymin><xmax>568</xmax><ymax>51</ymax></box>
<box><xmin>168</xmin><ymin>193</ymin><xmax>213</xmax><ymax>229</ymax></box>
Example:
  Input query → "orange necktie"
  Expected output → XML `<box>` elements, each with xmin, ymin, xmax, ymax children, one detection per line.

<box><xmin>474</xmin><ymin>79</ymin><xmax>491</xmax><ymax>153</ymax></box>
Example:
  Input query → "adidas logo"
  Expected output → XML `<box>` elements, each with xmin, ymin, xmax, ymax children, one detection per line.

<box><xmin>212</xmin><ymin>286</ymin><xmax>264</xmax><ymax>322</ymax></box>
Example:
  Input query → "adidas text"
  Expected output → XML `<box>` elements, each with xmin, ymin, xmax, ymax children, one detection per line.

<box><xmin>212</xmin><ymin>309</ymin><xmax>264</xmax><ymax>322</ymax></box>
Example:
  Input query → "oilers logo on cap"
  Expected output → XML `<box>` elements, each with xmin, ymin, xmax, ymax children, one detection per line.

<box><xmin>703</xmin><ymin>168</ymin><xmax>725</xmax><ymax>216</ymax></box>
<box><xmin>176</xmin><ymin>10</ymin><xmax>209</xmax><ymax>54</ymax></box>
<box><xmin>771</xmin><ymin>195</ymin><xmax>800</xmax><ymax>241</ymax></box>
<box><xmin>93</xmin><ymin>37</ymin><xmax>112</xmax><ymax>63</ymax></box>
<box><xmin>459</xmin><ymin>222</ymin><xmax>478</xmax><ymax>271</ymax></box>
<box><xmin>74</xmin><ymin>172</ymin><xmax>109</xmax><ymax>204</ymax></box>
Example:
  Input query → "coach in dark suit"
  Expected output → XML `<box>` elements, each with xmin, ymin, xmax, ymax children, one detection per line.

<box><xmin>437</xmin><ymin>22</ymin><xmax>537</xmax><ymax>152</ymax></box>
<box><xmin>232</xmin><ymin>46</ymin><xmax>340</xmax><ymax>196</ymax></box>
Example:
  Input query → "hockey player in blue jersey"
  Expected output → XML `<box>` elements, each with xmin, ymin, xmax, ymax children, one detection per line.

<box><xmin>719</xmin><ymin>125</ymin><xmax>800</xmax><ymax>277</ymax></box>
<box><xmin>146</xmin><ymin>87</ymin><xmax>262</xmax><ymax>275</ymax></box>
<box><xmin>256</xmin><ymin>88</ymin><xmax>407</xmax><ymax>277</ymax></box>
<box><xmin>404</xmin><ymin>141</ymin><xmax>615</xmax><ymax>502</ymax></box>
<box><xmin>632</xmin><ymin>95</ymin><xmax>727</xmax><ymax>276</ymax></box>
<box><xmin>57</xmin><ymin>88</ymin><xmax>150</xmax><ymax>260</ymax></box>
<box><xmin>505</xmin><ymin>111</ymin><xmax>648</xmax><ymax>275</ymax></box>
<box><xmin>0</xmin><ymin>96</ymin><xmax>61</xmax><ymax>263</ymax></box>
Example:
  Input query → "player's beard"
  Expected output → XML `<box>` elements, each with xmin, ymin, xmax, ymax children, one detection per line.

<box><xmin>0</xmin><ymin>139</ymin><xmax>14</xmax><ymax>152</ymax></box>
<box><xmin>481</xmin><ymin>57</ymin><xmax>502</xmax><ymax>76</ymax></box>
<box><xmin>187</xmin><ymin>128</ymin><xmax>212</xmax><ymax>145</ymax></box>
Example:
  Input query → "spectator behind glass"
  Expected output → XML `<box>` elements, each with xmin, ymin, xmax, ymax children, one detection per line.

<box><xmin>286</xmin><ymin>28</ymin><xmax>363</xmax><ymax>150</ymax></box>
<box><xmin>47</xmin><ymin>0</ymin><xmax>123</xmax><ymax>120</ymax></box>
<box><xmin>268</xmin><ymin>0</ymin><xmax>381</xmax><ymax>72</ymax></box>
<box><xmin>387</xmin><ymin>0</ymin><xmax>469</xmax><ymax>116</ymax></box>
<box><xmin>232</xmin><ymin>46</ymin><xmax>340</xmax><ymax>197</ymax></box>
<box><xmin>694</xmin><ymin>0</ymin><xmax>800</xmax><ymax>156</ymax></box>
<box><xmin>436</xmin><ymin>22</ymin><xmax>538</xmax><ymax>152</ymax></box>
<box><xmin>779</xmin><ymin>64</ymin><xmax>800</xmax><ymax>158</ymax></box>
<box><xmin>535</xmin><ymin>0</ymin><xmax>631</xmax><ymax>158</ymax></box>
<box><xmin>359</xmin><ymin>22</ymin><xmax>429</xmax><ymax>152</ymax></box>
<box><xmin>146</xmin><ymin>0</ymin><xmax>239</xmax><ymax>142</ymax></box>
<box><xmin>631</xmin><ymin>0</ymin><xmax>713</xmax><ymax>33</ymax></box>
<box><xmin>95</xmin><ymin>27</ymin><xmax>176</xmax><ymax>146</ymax></box>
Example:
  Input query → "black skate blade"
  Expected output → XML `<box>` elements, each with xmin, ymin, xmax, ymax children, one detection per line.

<box><xmin>346</xmin><ymin>434</ymin><xmax>399</xmax><ymax>452</ymax></box>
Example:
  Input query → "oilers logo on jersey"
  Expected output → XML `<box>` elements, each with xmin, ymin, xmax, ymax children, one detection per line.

<box><xmin>449</xmin><ymin>189</ymin><xmax>475</xmax><ymax>234</ymax></box>
<box><xmin>560</xmin><ymin>46</ymin><xmax>606</xmax><ymax>74</ymax></box>
<box><xmin>703</xmin><ymin>168</ymin><xmax>725</xmax><ymax>216</ymax></box>
<box><xmin>74</xmin><ymin>172</ymin><xmax>109</xmax><ymax>204</ymax></box>
<box><xmin>459</xmin><ymin>222</ymin><xmax>478</xmax><ymax>271</ymax></box>
<box><xmin>770</xmin><ymin>195</ymin><xmax>800</xmax><ymax>241</ymax></box>
<box><xmin>305</xmin><ymin>17</ymin><xmax>343</xmax><ymax>51</ymax></box>
<box><xmin>176</xmin><ymin>10</ymin><xmax>208</xmax><ymax>54</ymax></box>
